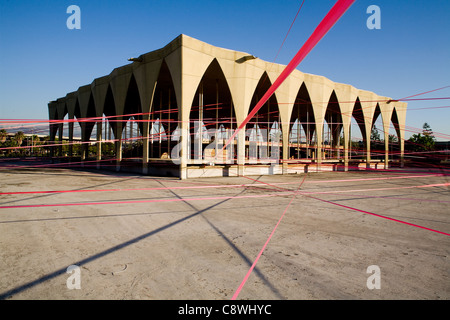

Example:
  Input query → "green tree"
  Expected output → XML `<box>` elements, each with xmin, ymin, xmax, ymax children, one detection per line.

<box><xmin>388</xmin><ymin>134</ymin><xmax>398</xmax><ymax>143</ymax></box>
<box><xmin>422</xmin><ymin>122</ymin><xmax>433</xmax><ymax>137</ymax></box>
<box><xmin>408</xmin><ymin>123</ymin><xmax>435</xmax><ymax>151</ymax></box>
<box><xmin>370</xmin><ymin>125</ymin><xmax>381</xmax><ymax>151</ymax></box>
<box><xmin>32</xmin><ymin>135</ymin><xmax>40</xmax><ymax>145</ymax></box>
<box><xmin>13</xmin><ymin>131</ymin><xmax>25</xmax><ymax>147</ymax></box>
<box><xmin>41</xmin><ymin>136</ymin><xmax>51</xmax><ymax>156</ymax></box>
<box><xmin>0</xmin><ymin>129</ymin><xmax>7</xmax><ymax>143</ymax></box>
<box><xmin>31</xmin><ymin>135</ymin><xmax>40</xmax><ymax>156</ymax></box>
<box><xmin>370</xmin><ymin>125</ymin><xmax>381</xmax><ymax>142</ymax></box>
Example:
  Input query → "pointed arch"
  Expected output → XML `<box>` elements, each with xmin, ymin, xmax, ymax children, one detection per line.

<box><xmin>55</xmin><ymin>101</ymin><xmax>68</xmax><ymax>157</ymax></box>
<box><xmin>372</xmin><ymin>103</ymin><xmax>382</xmax><ymax>128</ymax></box>
<box><xmin>61</xmin><ymin>103</ymin><xmax>69</xmax><ymax>139</ymax></box>
<box><xmin>389</xmin><ymin>107</ymin><xmax>401</xmax><ymax>160</ymax></box>
<box><xmin>84</xmin><ymin>93</ymin><xmax>97</xmax><ymax>145</ymax></box>
<box><xmin>102</xmin><ymin>85</ymin><xmax>116</xmax><ymax>141</ymax></box>
<box><xmin>350</xmin><ymin>98</ymin><xmax>367</xmax><ymax>159</ymax></box>
<box><xmin>48</xmin><ymin>102</ymin><xmax>58</xmax><ymax>158</ymax></box>
<box><xmin>288</xmin><ymin>82</ymin><xmax>315</xmax><ymax>160</ymax></box>
<box><xmin>323</xmin><ymin>90</ymin><xmax>343</xmax><ymax>159</ymax></box>
<box><xmin>56</xmin><ymin>101</ymin><xmax>69</xmax><ymax>138</ymax></box>
<box><xmin>245</xmin><ymin>72</ymin><xmax>281</xmax><ymax>162</ymax></box>
<box><xmin>109</xmin><ymin>67</ymin><xmax>133</xmax><ymax>163</ymax></box>
<box><xmin>73</xmin><ymin>97</ymin><xmax>82</xmax><ymax>120</ymax></box>
<box><xmin>370</xmin><ymin>103</ymin><xmax>384</xmax><ymax>159</ymax></box>
<box><xmin>149</xmin><ymin>59</ymin><xmax>179</xmax><ymax>160</ymax></box>
<box><xmin>188</xmin><ymin>58</ymin><xmax>235</xmax><ymax>163</ymax></box>
<box><xmin>390</xmin><ymin>107</ymin><xmax>401</xmax><ymax>139</ymax></box>
<box><xmin>96</xmin><ymin>85</ymin><xmax>116</xmax><ymax>159</ymax></box>
<box><xmin>121</xmin><ymin>74</ymin><xmax>143</xmax><ymax>159</ymax></box>
<box><xmin>72</xmin><ymin>97</ymin><xmax>82</xmax><ymax>143</ymax></box>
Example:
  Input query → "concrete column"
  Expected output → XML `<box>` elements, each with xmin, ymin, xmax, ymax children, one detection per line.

<box><xmin>96</xmin><ymin>121</ymin><xmax>102</xmax><ymax>169</ymax></box>
<box><xmin>48</xmin><ymin>102</ymin><xmax>57</xmax><ymax>159</ymax></box>
<box><xmin>315</xmin><ymin>123</ymin><xmax>323</xmax><ymax>172</ymax></box>
<box><xmin>79</xmin><ymin>124</ymin><xmax>85</xmax><ymax>161</ymax></box>
<box><xmin>365</xmin><ymin>142</ymin><xmax>371</xmax><ymax>169</ymax></box>
<box><xmin>49</xmin><ymin>124</ymin><xmax>58</xmax><ymax>159</ymax></box>
<box><xmin>334</xmin><ymin>84</ymin><xmax>358</xmax><ymax>172</ymax></box>
<box><xmin>400</xmin><ymin>137</ymin><xmax>405</xmax><ymax>168</ymax></box>
<box><xmin>384</xmin><ymin>130</ymin><xmax>389</xmax><ymax>169</ymax></box>
<box><xmin>179</xmin><ymin>118</ymin><xmax>188</xmax><ymax>180</ymax></box>
<box><xmin>115</xmin><ymin>121</ymin><xmax>123</xmax><ymax>172</ymax></box>
<box><xmin>343</xmin><ymin>124</ymin><xmax>350</xmax><ymax>171</ymax></box>
<box><xmin>395</xmin><ymin>102</ymin><xmax>408</xmax><ymax>168</ymax></box>
<box><xmin>304</xmin><ymin>76</ymin><xmax>333</xmax><ymax>172</ymax></box>
<box><xmin>68</xmin><ymin>116</ymin><xmax>74</xmax><ymax>159</ymax></box>
<box><xmin>141</xmin><ymin>81</ymin><xmax>158</xmax><ymax>175</ymax></box>
<box><xmin>365</xmin><ymin>125</ymin><xmax>371</xmax><ymax>169</ymax></box>
<box><xmin>282</xmin><ymin>125</ymin><xmax>289</xmax><ymax>174</ymax></box>
<box><xmin>237</xmin><ymin>129</ymin><xmax>246</xmax><ymax>176</ymax></box>
<box><xmin>58</xmin><ymin>123</ymin><xmax>63</xmax><ymax>157</ymax></box>
<box><xmin>381</xmin><ymin>101</ymin><xmax>392</xmax><ymax>170</ymax></box>
<box><xmin>142</xmin><ymin>117</ymin><xmax>150</xmax><ymax>175</ymax></box>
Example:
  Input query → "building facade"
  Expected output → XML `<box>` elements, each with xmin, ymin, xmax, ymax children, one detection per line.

<box><xmin>48</xmin><ymin>34</ymin><xmax>407</xmax><ymax>179</ymax></box>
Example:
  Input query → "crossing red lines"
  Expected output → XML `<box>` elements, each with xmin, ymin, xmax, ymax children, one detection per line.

<box><xmin>1</xmin><ymin>172</ymin><xmax>445</xmax><ymax>196</ymax></box>
<box><xmin>304</xmin><ymin>194</ymin><xmax>450</xmax><ymax>237</ymax></box>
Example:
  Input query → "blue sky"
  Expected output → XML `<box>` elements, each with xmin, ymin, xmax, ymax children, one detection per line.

<box><xmin>1</xmin><ymin>0</ymin><xmax>449</xmax><ymax>140</ymax></box>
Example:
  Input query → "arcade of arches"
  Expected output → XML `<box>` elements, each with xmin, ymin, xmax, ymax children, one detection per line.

<box><xmin>49</xmin><ymin>35</ymin><xmax>407</xmax><ymax>179</ymax></box>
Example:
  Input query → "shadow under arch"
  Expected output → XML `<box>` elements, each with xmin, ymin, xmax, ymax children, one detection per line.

<box><xmin>189</xmin><ymin>58</ymin><xmax>236</xmax><ymax>163</ymax></box>
<box><xmin>121</xmin><ymin>74</ymin><xmax>143</xmax><ymax>159</ymax></box>
<box><xmin>79</xmin><ymin>93</ymin><xmax>97</xmax><ymax>160</ymax></box>
<box><xmin>54</xmin><ymin>103</ymin><xmax>69</xmax><ymax>157</ymax></box>
<box><xmin>245</xmin><ymin>72</ymin><xmax>281</xmax><ymax>162</ymax></box>
<box><xmin>370</xmin><ymin>103</ymin><xmax>384</xmax><ymax>159</ymax></box>
<box><xmin>150</xmin><ymin>59</ymin><xmax>179</xmax><ymax>160</ymax></box>
<box><xmin>389</xmin><ymin>106</ymin><xmax>402</xmax><ymax>160</ymax></box>
<box><xmin>70</xmin><ymin>98</ymin><xmax>83</xmax><ymax>154</ymax></box>
<box><xmin>82</xmin><ymin>93</ymin><xmax>97</xmax><ymax>142</ymax></box>
<box><xmin>323</xmin><ymin>90</ymin><xmax>344</xmax><ymax>159</ymax></box>
<box><xmin>289</xmin><ymin>82</ymin><xmax>315</xmax><ymax>160</ymax></box>
<box><xmin>101</xmin><ymin>85</ymin><xmax>117</xmax><ymax>159</ymax></box>
<box><xmin>349</xmin><ymin>97</ymin><xmax>367</xmax><ymax>159</ymax></box>
<box><xmin>57</xmin><ymin>103</ymin><xmax>69</xmax><ymax>124</ymax></box>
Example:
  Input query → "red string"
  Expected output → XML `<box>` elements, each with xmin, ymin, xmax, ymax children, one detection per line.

<box><xmin>229</xmin><ymin>0</ymin><xmax>356</xmax><ymax>300</ymax></box>
<box><xmin>305</xmin><ymin>194</ymin><xmax>450</xmax><ymax>237</ymax></box>
<box><xmin>231</xmin><ymin>175</ymin><xmax>307</xmax><ymax>300</ymax></box>
<box><xmin>223</xmin><ymin>0</ymin><xmax>356</xmax><ymax>152</ymax></box>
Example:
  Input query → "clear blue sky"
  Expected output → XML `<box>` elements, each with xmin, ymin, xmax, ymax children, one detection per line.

<box><xmin>1</xmin><ymin>0</ymin><xmax>449</xmax><ymax>140</ymax></box>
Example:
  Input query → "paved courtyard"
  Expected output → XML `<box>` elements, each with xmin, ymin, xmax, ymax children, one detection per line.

<box><xmin>0</xmin><ymin>166</ymin><xmax>449</xmax><ymax>299</ymax></box>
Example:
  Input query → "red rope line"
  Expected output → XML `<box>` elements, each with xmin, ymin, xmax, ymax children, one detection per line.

<box><xmin>231</xmin><ymin>174</ymin><xmax>307</xmax><ymax>300</ymax></box>
<box><xmin>229</xmin><ymin>0</ymin><xmax>356</xmax><ymax>300</ymax></box>
<box><xmin>272</xmin><ymin>0</ymin><xmax>306</xmax><ymax>64</ymax></box>
<box><xmin>304</xmin><ymin>194</ymin><xmax>450</xmax><ymax>237</ymax></box>
<box><xmin>1</xmin><ymin>173</ymin><xmax>444</xmax><ymax>195</ymax></box>
<box><xmin>224</xmin><ymin>0</ymin><xmax>356</xmax><ymax>152</ymax></box>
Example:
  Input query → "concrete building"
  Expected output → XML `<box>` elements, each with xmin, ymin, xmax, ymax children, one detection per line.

<box><xmin>48</xmin><ymin>34</ymin><xmax>407</xmax><ymax>179</ymax></box>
